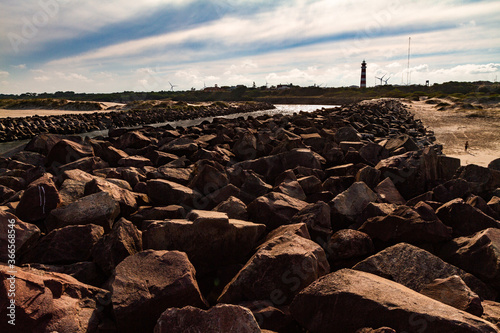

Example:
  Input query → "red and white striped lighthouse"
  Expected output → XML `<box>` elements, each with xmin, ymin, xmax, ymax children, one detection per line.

<box><xmin>360</xmin><ymin>60</ymin><xmax>367</xmax><ymax>88</ymax></box>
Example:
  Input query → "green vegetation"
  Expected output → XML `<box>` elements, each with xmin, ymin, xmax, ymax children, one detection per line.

<box><xmin>1</xmin><ymin>81</ymin><xmax>499</xmax><ymax>105</ymax></box>
<box><xmin>0</xmin><ymin>98</ymin><xmax>102</xmax><ymax>110</ymax></box>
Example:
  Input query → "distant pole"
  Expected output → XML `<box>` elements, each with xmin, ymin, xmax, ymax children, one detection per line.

<box><xmin>360</xmin><ymin>60</ymin><xmax>367</xmax><ymax>88</ymax></box>
<box><xmin>407</xmin><ymin>37</ymin><xmax>411</xmax><ymax>85</ymax></box>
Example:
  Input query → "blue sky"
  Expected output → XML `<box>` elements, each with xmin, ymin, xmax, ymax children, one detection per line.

<box><xmin>1</xmin><ymin>0</ymin><xmax>499</xmax><ymax>94</ymax></box>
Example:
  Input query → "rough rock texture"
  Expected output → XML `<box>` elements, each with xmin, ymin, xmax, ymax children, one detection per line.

<box><xmin>147</xmin><ymin>179</ymin><xmax>201</xmax><ymax>206</ymax></box>
<box><xmin>110</xmin><ymin>250</ymin><xmax>207</xmax><ymax>333</ymax></box>
<box><xmin>290</xmin><ymin>269</ymin><xmax>498</xmax><ymax>333</ymax></box>
<box><xmin>0</xmin><ymin>263</ymin><xmax>110</xmax><ymax>333</ymax></box>
<box><xmin>353</xmin><ymin>242</ymin><xmax>496</xmax><ymax>300</ymax></box>
<box><xmin>154</xmin><ymin>304</ymin><xmax>261</xmax><ymax>333</ymax></box>
<box><xmin>16</xmin><ymin>174</ymin><xmax>62</xmax><ymax>222</ymax></box>
<box><xmin>0</xmin><ymin>211</ymin><xmax>40</xmax><ymax>262</ymax></box>
<box><xmin>218</xmin><ymin>233</ymin><xmax>329</xmax><ymax>305</ymax></box>
<box><xmin>483</xmin><ymin>300</ymin><xmax>500</xmax><ymax>329</ymax></box>
<box><xmin>330</xmin><ymin>181</ymin><xmax>378</xmax><ymax>223</ymax></box>
<box><xmin>327</xmin><ymin>229</ymin><xmax>374</xmax><ymax>268</ymax></box>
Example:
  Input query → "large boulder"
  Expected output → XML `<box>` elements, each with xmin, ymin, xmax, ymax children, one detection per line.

<box><xmin>214</xmin><ymin>196</ymin><xmax>248</xmax><ymax>220</ymax></box>
<box><xmin>16</xmin><ymin>174</ymin><xmax>61</xmax><ymax>222</ymax></box>
<box><xmin>154</xmin><ymin>304</ymin><xmax>261</xmax><ymax>333</ymax></box>
<box><xmin>0</xmin><ymin>211</ymin><xmax>40</xmax><ymax>262</ymax></box>
<box><xmin>110</xmin><ymin>250</ymin><xmax>207</xmax><ymax>333</ymax></box>
<box><xmin>483</xmin><ymin>301</ymin><xmax>500</xmax><ymax>329</ymax></box>
<box><xmin>45</xmin><ymin>192</ymin><xmax>120</xmax><ymax>232</ymax></box>
<box><xmin>247</xmin><ymin>192</ymin><xmax>308</xmax><ymax>230</ymax></box>
<box><xmin>290</xmin><ymin>269</ymin><xmax>499</xmax><ymax>333</ymax></box>
<box><xmin>91</xmin><ymin>218</ymin><xmax>142</xmax><ymax>276</ymax></box>
<box><xmin>85</xmin><ymin>177</ymin><xmax>138</xmax><ymax>216</ymax></box>
<box><xmin>22</xmin><ymin>224</ymin><xmax>104</xmax><ymax>265</ymax></box>
<box><xmin>440</xmin><ymin>228</ymin><xmax>500</xmax><ymax>290</ymax></box>
<box><xmin>218</xmin><ymin>233</ymin><xmax>329</xmax><ymax>305</ymax></box>
<box><xmin>330</xmin><ymin>181</ymin><xmax>377</xmax><ymax>225</ymax></box>
<box><xmin>353</xmin><ymin>242</ymin><xmax>496</xmax><ymax>300</ymax></box>
<box><xmin>436</xmin><ymin>198</ymin><xmax>500</xmax><ymax>236</ymax></box>
<box><xmin>291</xmin><ymin>201</ymin><xmax>332</xmax><ymax>241</ymax></box>
<box><xmin>0</xmin><ymin>263</ymin><xmax>110</xmax><ymax>333</ymax></box>
<box><xmin>147</xmin><ymin>179</ymin><xmax>201</xmax><ymax>207</ymax></box>
<box><xmin>326</xmin><ymin>229</ymin><xmax>374</xmax><ymax>268</ymax></box>
<box><xmin>46</xmin><ymin>139</ymin><xmax>94</xmax><ymax>168</ymax></box>
<box><xmin>143</xmin><ymin>211</ymin><xmax>265</xmax><ymax>273</ymax></box>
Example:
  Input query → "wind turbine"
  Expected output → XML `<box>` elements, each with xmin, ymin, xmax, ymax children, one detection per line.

<box><xmin>375</xmin><ymin>74</ymin><xmax>386</xmax><ymax>86</ymax></box>
<box><xmin>383</xmin><ymin>76</ymin><xmax>391</xmax><ymax>85</ymax></box>
<box><xmin>169</xmin><ymin>82</ymin><xmax>177</xmax><ymax>92</ymax></box>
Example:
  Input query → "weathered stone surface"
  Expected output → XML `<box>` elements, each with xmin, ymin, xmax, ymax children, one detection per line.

<box><xmin>58</xmin><ymin>156</ymin><xmax>109</xmax><ymax>173</ymax></box>
<box><xmin>353</xmin><ymin>243</ymin><xmax>496</xmax><ymax>300</ymax></box>
<box><xmin>458</xmin><ymin>164</ymin><xmax>500</xmax><ymax>193</ymax></box>
<box><xmin>291</xmin><ymin>201</ymin><xmax>331</xmax><ymax>239</ymax></box>
<box><xmin>264</xmin><ymin>222</ymin><xmax>311</xmax><ymax>242</ymax></box>
<box><xmin>46</xmin><ymin>192</ymin><xmax>120</xmax><ymax>232</ymax></box>
<box><xmin>116</xmin><ymin>130</ymin><xmax>152</xmax><ymax>150</ymax></box>
<box><xmin>359</xmin><ymin>205</ymin><xmax>452</xmax><ymax>244</ymax></box>
<box><xmin>290</xmin><ymin>269</ymin><xmax>498</xmax><ymax>333</ymax></box>
<box><xmin>436</xmin><ymin>198</ymin><xmax>500</xmax><ymax>236</ymax></box>
<box><xmin>118</xmin><ymin>155</ymin><xmax>153</xmax><ymax>168</ymax></box>
<box><xmin>419</xmin><ymin>275</ymin><xmax>483</xmax><ymax>316</ymax></box>
<box><xmin>46</xmin><ymin>139</ymin><xmax>94</xmax><ymax>168</ymax></box>
<box><xmin>432</xmin><ymin>178</ymin><xmax>471</xmax><ymax>203</ymax></box>
<box><xmin>489</xmin><ymin>158</ymin><xmax>500</xmax><ymax>171</ymax></box>
<box><xmin>374</xmin><ymin>177</ymin><xmax>406</xmax><ymax>205</ymax></box>
<box><xmin>85</xmin><ymin>177</ymin><xmax>138</xmax><ymax>216</ymax></box>
<box><xmin>22</xmin><ymin>224</ymin><xmax>104</xmax><ymax>265</ymax></box>
<box><xmin>327</xmin><ymin>229</ymin><xmax>374</xmax><ymax>267</ymax></box>
<box><xmin>157</xmin><ymin>166</ymin><xmax>192</xmax><ymax>185</ymax></box>
<box><xmin>248</xmin><ymin>192</ymin><xmax>308</xmax><ymax>230</ymax></box>
<box><xmin>147</xmin><ymin>179</ymin><xmax>201</xmax><ymax>206</ymax></box>
<box><xmin>16</xmin><ymin>173</ymin><xmax>61</xmax><ymax>222</ymax></box>
<box><xmin>440</xmin><ymin>228</ymin><xmax>500</xmax><ymax>290</ymax></box>
<box><xmin>483</xmin><ymin>300</ymin><xmax>500</xmax><ymax>329</ymax></box>
<box><xmin>298</xmin><ymin>175</ymin><xmax>323</xmax><ymax>195</ymax></box>
<box><xmin>375</xmin><ymin>152</ymin><xmax>422</xmax><ymax>199</ymax></box>
<box><xmin>0</xmin><ymin>176</ymin><xmax>25</xmax><ymax>192</ymax></box>
<box><xmin>330</xmin><ymin>181</ymin><xmax>377</xmax><ymax>223</ymax></box>
<box><xmin>275</xmin><ymin>178</ymin><xmax>307</xmax><ymax>200</ymax></box>
<box><xmin>0</xmin><ymin>184</ymin><xmax>15</xmax><ymax>202</ymax></box>
<box><xmin>0</xmin><ymin>211</ymin><xmax>40</xmax><ymax>262</ymax></box>
<box><xmin>233</xmin><ymin>132</ymin><xmax>258</xmax><ymax>160</ymax></box>
<box><xmin>384</xmin><ymin>134</ymin><xmax>419</xmax><ymax>152</ymax></box>
<box><xmin>356</xmin><ymin>328</ymin><xmax>396</xmax><ymax>333</ymax></box>
<box><xmin>26</xmin><ymin>261</ymin><xmax>106</xmax><ymax>287</ymax></box>
<box><xmin>143</xmin><ymin>212</ymin><xmax>265</xmax><ymax>273</ymax></box>
<box><xmin>467</xmin><ymin>195</ymin><xmax>499</xmax><ymax>219</ymax></box>
<box><xmin>188</xmin><ymin>161</ymin><xmax>229</xmax><ymax>195</ymax></box>
<box><xmin>489</xmin><ymin>196</ymin><xmax>500</xmax><ymax>215</ymax></box>
<box><xmin>110</xmin><ymin>250</ymin><xmax>207</xmax><ymax>333</ymax></box>
<box><xmin>0</xmin><ymin>263</ymin><xmax>110</xmax><ymax>333</ymax></box>
<box><xmin>239</xmin><ymin>300</ymin><xmax>302</xmax><ymax>333</ymax></box>
<box><xmin>59</xmin><ymin>178</ymin><xmax>86</xmax><ymax>205</ymax></box>
<box><xmin>154</xmin><ymin>304</ymin><xmax>261</xmax><ymax>333</ymax></box>
<box><xmin>334</xmin><ymin>126</ymin><xmax>360</xmax><ymax>144</ymax></box>
<box><xmin>91</xmin><ymin>218</ymin><xmax>142</xmax><ymax>276</ymax></box>
<box><xmin>355</xmin><ymin>165</ymin><xmax>381</xmax><ymax>189</ymax></box>
<box><xmin>214</xmin><ymin>195</ymin><xmax>248</xmax><ymax>220</ymax></box>
<box><xmin>218</xmin><ymin>233</ymin><xmax>329</xmax><ymax>305</ymax></box>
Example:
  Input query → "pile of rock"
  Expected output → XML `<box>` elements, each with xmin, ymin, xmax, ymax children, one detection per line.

<box><xmin>0</xmin><ymin>101</ymin><xmax>274</xmax><ymax>142</ymax></box>
<box><xmin>1</xmin><ymin>99</ymin><xmax>499</xmax><ymax>332</ymax></box>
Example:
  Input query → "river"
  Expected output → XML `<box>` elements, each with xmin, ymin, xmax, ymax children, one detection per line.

<box><xmin>0</xmin><ymin>104</ymin><xmax>338</xmax><ymax>156</ymax></box>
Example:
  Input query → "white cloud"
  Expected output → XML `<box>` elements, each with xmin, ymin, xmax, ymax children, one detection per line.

<box><xmin>34</xmin><ymin>75</ymin><xmax>50</xmax><ymax>82</ymax></box>
<box><xmin>0</xmin><ymin>70</ymin><xmax>10</xmax><ymax>78</ymax></box>
<box><xmin>11</xmin><ymin>64</ymin><xmax>26</xmax><ymax>69</ymax></box>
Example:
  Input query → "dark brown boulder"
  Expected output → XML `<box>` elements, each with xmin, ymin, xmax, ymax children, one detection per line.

<box><xmin>291</xmin><ymin>201</ymin><xmax>331</xmax><ymax>240</ymax></box>
<box><xmin>154</xmin><ymin>304</ymin><xmax>261</xmax><ymax>333</ymax></box>
<box><xmin>26</xmin><ymin>261</ymin><xmax>106</xmax><ymax>287</ymax></box>
<box><xmin>440</xmin><ymin>228</ymin><xmax>500</xmax><ymax>290</ymax></box>
<box><xmin>290</xmin><ymin>269</ymin><xmax>498</xmax><ymax>333</ymax></box>
<box><xmin>117</xmin><ymin>155</ymin><xmax>153</xmax><ymax>168</ymax></box>
<box><xmin>147</xmin><ymin>179</ymin><xmax>201</xmax><ymax>206</ymax></box>
<box><xmin>0</xmin><ymin>211</ymin><xmax>40</xmax><ymax>262</ymax></box>
<box><xmin>353</xmin><ymin>242</ymin><xmax>496</xmax><ymax>300</ymax></box>
<box><xmin>91</xmin><ymin>218</ymin><xmax>142</xmax><ymax>276</ymax></box>
<box><xmin>326</xmin><ymin>229</ymin><xmax>374</xmax><ymax>268</ymax></box>
<box><xmin>110</xmin><ymin>250</ymin><xmax>207</xmax><ymax>333</ymax></box>
<box><xmin>46</xmin><ymin>139</ymin><xmax>94</xmax><ymax>168</ymax></box>
<box><xmin>330</xmin><ymin>181</ymin><xmax>378</xmax><ymax>225</ymax></box>
<box><xmin>432</xmin><ymin>178</ymin><xmax>471</xmax><ymax>203</ymax></box>
<box><xmin>248</xmin><ymin>192</ymin><xmax>308</xmax><ymax>230</ymax></box>
<box><xmin>374</xmin><ymin>177</ymin><xmax>406</xmax><ymax>205</ymax></box>
<box><xmin>85</xmin><ymin>177</ymin><xmax>138</xmax><ymax>216</ymax></box>
<box><xmin>218</xmin><ymin>233</ymin><xmax>329</xmax><ymax>305</ymax></box>
<box><xmin>384</xmin><ymin>134</ymin><xmax>419</xmax><ymax>152</ymax></box>
<box><xmin>116</xmin><ymin>130</ymin><xmax>153</xmax><ymax>149</ymax></box>
<box><xmin>214</xmin><ymin>195</ymin><xmax>248</xmax><ymax>220</ymax></box>
<box><xmin>334</xmin><ymin>126</ymin><xmax>360</xmax><ymax>144</ymax></box>
<box><xmin>0</xmin><ymin>176</ymin><xmax>25</xmax><ymax>192</ymax></box>
<box><xmin>419</xmin><ymin>275</ymin><xmax>483</xmax><ymax>316</ymax></box>
<box><xmin>22</xmin><ymin>224</ymin><xmax>104</xmax><ymax>265</ymax></box>
<box><xmin>0</xmin><ymin>263</ymin><xmax>110</xmax><ymax>333</ymax></box>
<box><xmin>0</xmin><ymin>184</ymin><xmax>15</xmax><ymax>202</ymax></box>
<box><xmin>16</xmin><ymin>173</ymin><xmax>61</xmax><ymax>222</ymax></box>
<box><xmin>58</xmin><ymin>156</ymin><xmax>109</xmax><ymax>174</ymax></box>
<box><xmin>58</xmin><ymin>178</ymin><xmax>86</xmax><ymax>205</ymax></box>
<box><xmin>188</xmin><ymin>161</ymin><xmax>229</xmax><ymax>195</ymax></box>
<box><xmin>46</xmin><ymin>191</ymin><xmax>120</xmax><ymax>232</ymax></box>
<box><xmin>482</xmin><ymin>300</ymin><xmax>500</xmax><ymax>329</ymax></box>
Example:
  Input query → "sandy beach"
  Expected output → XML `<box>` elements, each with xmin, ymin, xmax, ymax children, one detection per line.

<box><xmin>405</xmin><ymin>99</ymin><xmax>500</xmax><ymax>167</ymax></box>
<box><xmin>0</xmin><ymin>102</ymin><xmax>125</xmax><ymax>118</ymax></box>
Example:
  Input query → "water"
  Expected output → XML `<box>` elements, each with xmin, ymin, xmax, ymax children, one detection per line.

<box><xmin>0</xmin><ymin>104</ymin><xmax>338</xmax><ymax>156</ymax></box>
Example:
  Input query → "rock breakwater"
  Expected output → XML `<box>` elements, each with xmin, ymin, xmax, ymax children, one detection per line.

<box><xmin>1</xmin><ymin>99</ymin><xmax>500</xmax><ymax>332</ymax></box>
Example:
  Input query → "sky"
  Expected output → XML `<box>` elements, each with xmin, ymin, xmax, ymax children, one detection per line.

<box><xmin>0</xmin><ymin>0</ymin><xmax>499</xmax><ymax>94</ymax></box>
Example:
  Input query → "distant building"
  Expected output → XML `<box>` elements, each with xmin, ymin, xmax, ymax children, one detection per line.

<box><xmin>360</xmin><ymin>60</ymin><xmax>367</xmax><ymax>88</ymax></box>
<box><xmin>203</xmin><ymin>84</ymin><xmax>223</xmax><ymax>92</ymax></box>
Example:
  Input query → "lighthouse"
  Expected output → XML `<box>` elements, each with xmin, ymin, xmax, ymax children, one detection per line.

<box><xmin>360</xmin><ymin>60</ymin><xmax>367</xmax><ymax>88</ymax></box>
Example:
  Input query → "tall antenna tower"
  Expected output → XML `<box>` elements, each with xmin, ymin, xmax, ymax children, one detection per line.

<box><xmin>407</xmin><ymin>37</ymin><xmax>411</xmax><ymax>85</ymax></box>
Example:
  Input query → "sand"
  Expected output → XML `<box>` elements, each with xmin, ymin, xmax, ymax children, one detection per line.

<box><xmin>0</xmin><ymin>102</ymin><xmax>125</xmax><ymax>118</ymax></box>
<box><xmin>405</xmin><ymin>99</ymin><xmax>500</xmax><ymax>167</ymax></box>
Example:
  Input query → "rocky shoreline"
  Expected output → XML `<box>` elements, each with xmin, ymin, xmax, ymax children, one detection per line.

<box><xmin>0</xmin><ymin>101</ymin><xmax>274</xmax><ymax>142</ymax></box>
<box><xmin>1</xmin><ymin>99</ymin><xmax>500</xmax><ymax>332</ymax></box>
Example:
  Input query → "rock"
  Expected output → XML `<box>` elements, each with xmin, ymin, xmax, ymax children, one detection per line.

<box><xmin>291</xmin><ymin>201</ymin><xmax>331</xmax><ymax>240</ymax></box>
<box><xmin>248</xmin><ymin>192</ymin><xmax>308</xmax><ymax>230</ymax></box>
<box><xmin>117</xmin><ymin>155</ymin><xmax>153</xmax><ymax>168</ymax></box>
<box><xmin>374</xmin><ymin>177</ymin><xmax>406</xmax><ymax>205</ymax></box>
<box><xmin>359</xmin><ymin>142</ymin><xmax>387</xmax><ymax>166</ymax></box>
<box><xmin>26</xmin><ymin>261</ymin><xmax>106</xmax><ymax>287</ymax></box>
<box><xmin>154</xmin><ymin>304</ymin><xmax>261</xmax><ymax>333</ymax></box>
<box><xmin>419</xmin><ymin>275</ymin><xmax>483</xmax><ymax>316</ymax></box>
<box><xmin>214</xmin><ymin>196</ymin><xmax>248</xmax><ymax>220</ymax></box>
<box><xmin>274</xmin><ymin>178</ymin><xmax>307</xmax><ymax>201</ymax></box>
<box><xmin>458</xmin><ymin>164</ymin><xmax>500</xmax><ymax>193</ymax></box>
<box><xmin>116</xmin><ymin>130</ymin><xmax>152</xmax><ymax>149</ymax></box>
<box><xmin>59</xmin><ymin>178</ymin><xmax>86</xmax><ymax>205</ymax></box>
<box><xmin>438</xmin><ymin>154</ymin><xmax>461</xmax><ymax>180</ymax></box>
<box><xmin>45</xmin><ymin>192</ymin><xmax>120</xmax><ymax>232</ymax></box>
<box><xmin>355</xmin><ymin>165</ymin><xmax>381</xmax><ymax>189</ymax></box>
<box><xmin>385</xmin><ymin>134</ymin><xmax>419</xmax><ymax>152</ymax></box>
<box><xmin>297</xmin><ymin>175</ymin><xmax>322</xmax><ymax>195</ymax></box>
<box><xmin>432</xmin><ymin>178</ymin><xmax>471</xmax><ymax>203</ymax></box>
<box><xmin>440</xmin><ymin>228</ymin><xmax>500</xmax><ymax>290</ymax></box>
<box><xmin>483</xmin><ymin>300</ymin><xmax>500</xmax><ymax>329</ymax></box>
<box><xmin>239</xmin><ymin>170</ymin><xmax>273</xmax><ymax>201</ymax></box>
<box><xmin>0</xmin><ymin>211</ymin><xmax>40</xmax><ymax>262</ymax></box>
<box><xmin>0</xmin><ymin>263</ymin><xmax>110</xmax><ymax>333</ymax></box>
<box><xmin>218</xmin><ymin>232</ymin><xmax>329</xmax><ymax>305</ymax></box>
<box><xmin>290</xmin><ymin>268</ymin><xmax>498</xmax><ymax>333</ymax></box>
<box><xmin>436</xmin><ymin>198</ymin><xmax>500</xmax><ymax>236</ymax></box>
<box><xmin>24</xmin><ymin>133</ymin><xmax>64</xmax><ymax>155</ymax></box>
<box><xmin>91</xmin><ymin>218</ymin><xmax>142</xmax><ymax>276</ymax></box>
<box><xmin>326</xmin><ymin>229</ymin><xmax>374</xmax><ymax>267</ymax></box>
<box><xmin>239</xmin><ymin>300</ymin><xmax>302</xmax><ymax>333</ymax></box>
<box><xmin>85</xmin><ymin>177</ymin><xmax>138</xmax><ymax>216</ymax></box>
<box><xmin>356</xmin><ymin>328</ymin><xmax>396</xmax><ymax>333</ymax></box>
<box><xmin>353</xmin><ymin>242</ymin><xmax>496</xmax><ymax>300</ymax></box>
<box><xmin>375</xmin><ymin>152</ymin><xmax>422</xmax><ymax>199</ymax></box>
<box><xmin>334</xmin><ymin>126</ymin><xmax>360</xmax><ymax>144</ymax></box>
<box><xmin>110</xmin><ymin>250</ymin><xmax>207</xmax><ymax>333</ymax></box>
<box><xmin>489</xmin><ymin>158</ymin><xmax>500</xmax><ymax>171</ymax></box>
<box><xmin>160</xmin><ymin>137</ymin><xmax>198</xmax><ymax>155</ymax></box>
<box><xmin>15</xmin><ymin>173</ymin><xmax>61</xmax><ymax>222</ymax></box>
<box><xmin>46</xmin><ymin>139</ymin><xmax>94</xmax><ymax>168</ymax></box>
<box><xmin>488</xmin><ymin>196</ymin><xmax>500</xmax><ymax>215</ymax></box>
<box><xmin>22</xmin><ymin>224</ymin><xmax>104</xmax><ymax>265</ymax></box>
<box><xmin>100</xmin><ymin>145</ymin><xmax>129</xmax><ymax>165</ymax></box>
<box><xmin>233</xmin><ymin>132</ymin><xmax>258</xmax><ymax>160</ymax></box>
<box><xmin>129</xmin><ymin>205</ymin><xmax>186</xmax><ymax>227</ymax></box>
<box><xmin>0</xmin><ymin>184</ymin><xmax>15</xmax><ymax>202</ymax></box>
<box><xmin>147</xmin><ymin>179</ymin><xmax>201</xmax><ymax>207</ymax></box>
<box><xmin>58</xmin><ymin>156</ymin><xmax>109</xmax><ymax>174</ymax></box>
<box><xmin>188</xmin><ymin>161</ymin><xmax>229</xmax><ymax>195</ymax></box>
<box><xmin>143</xmin><ymin>212</ymin><xmax>265</xmax><ymax>273</ymax></box>
<box><xmin>157</xmin><ymin>166</ymin><xmax>192</xmax><ymax>185</ymax></box>
<box><xmin>264</xmin><ymin>222</ymin><xmax>311</xmax><ymax>242</ymax></box>
<box><xmin>467</xmin><ymin>194</ymin><xmax>499</xmax><ymax>219</ymax></box>
<box><xmin>359</xmin><ymin>205</ymin><xmax>452</xmax><ymax>244</ymax></box>
<box><xmin>330</xmin><ymin>181</ymin><xmax>377</xmax><ymax>225</ymax></box>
